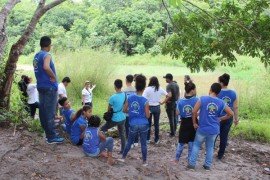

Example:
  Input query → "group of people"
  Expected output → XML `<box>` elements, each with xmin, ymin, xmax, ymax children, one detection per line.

<box><xmin>25</xmin><ymin>36</ymin><xmax>239</xmax><ymax>168</ymax></box>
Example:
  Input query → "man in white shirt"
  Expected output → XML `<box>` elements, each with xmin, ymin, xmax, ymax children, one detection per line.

<box><xmin>58</xmin><ymin>77</ymin><xmax>71</xmax><ymax>114</ymax></box>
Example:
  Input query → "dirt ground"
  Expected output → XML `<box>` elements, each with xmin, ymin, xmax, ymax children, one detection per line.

<box><xmin>1</xmin><ymin>125</ymin><xmax>270</xmax><ymax>180</ymax></box>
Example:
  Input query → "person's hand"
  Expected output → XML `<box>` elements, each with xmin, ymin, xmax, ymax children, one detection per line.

<box><xmin>193</xmin><ymin>123</ymin><xmax>199</xmax><ymax>129</ymax></box>
<box><xmin>160</xmin><ymin>101</ymin><xmax>164</xmax><ymax>105</ymax></box>
<box><xmin>50</xmin><ymin>77</ymin><xmax>56</xmax><ymax>82</ymax></box>
<box><xmin>234</xmin><ymin>119</ymin><xmax>239</xmax><ymax>126</ymax></box>
<box><xmin>92</xmin><ymin>84</ymin><xmax>96</xmax><ymax>89</ymax></box>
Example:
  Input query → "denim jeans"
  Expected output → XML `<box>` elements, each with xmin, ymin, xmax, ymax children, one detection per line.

<box><xmin>125</xmin><ymin>116</ymin><xmax>139</xmax><ymax>143</ymax></box>
<box><xmin>38</xmin><ymin>88</ymin><xmax>58</xmax><ymax>140</ymax></box>
<box><xmin>175</xmin><ymin>142</ymin><xmax>193</xmax><ymax>161</ymax></box>
<box><xmin>166</xmin><ymin>103</ymin><xmax>177</xmax><ymax>136</ymax></box>
<box><xmin>147</xmin><ymin>105</ymin><xmax>161</xmax><ymax>142</ymax></box>
<box><xmin>28</xmin><ymin>101</ymin><xmax>39</xmax><ymax>118</ymax></box>
<box><xmin>218</xmin><ymin>118</ymin><xmax>233</xmax><ymax>159</ymax></box>
<box><xmin>101</xmin><ymin>120</ymin><xmax>126</xmax><ymax>153</ymax></box>
<box><xmin>99</xmin><ymin>137</ymin><xmax>114</xmax><ymax>153</ymax></box>
<box><xmin>123</xmin><ymin>125</ymin><xmax>149</xmax><ymax>161</ymax></box>
<box><xmin>189</xmin><ymin>131</ymin><xmax>218</xmax><ymax>168</ymax></box>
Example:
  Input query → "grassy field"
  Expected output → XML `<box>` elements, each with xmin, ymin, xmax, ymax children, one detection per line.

<box><xmin>15</xmin><ymin>49</ymin><xmax>270</xmax><ymax>143</ymax></box>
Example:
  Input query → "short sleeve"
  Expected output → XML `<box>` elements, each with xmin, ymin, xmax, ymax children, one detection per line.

<box><xmin>58</xmin><ymin>85</ymin><xmax>65</xmax><ymax>95</ymax></box>
<box><xmin>78</xmin><ymin>119</ymin><xmax>87</xmax><ymax>127</ymax></box>
<box><xmin>82</xmin><ymin>89</ymin><xmax>87</xmax><ymax>95</ymax></box>
<box><xmin>160</xmin><ymin>87</ymin><xmax>168</xmax><ymax>96</ymax></box>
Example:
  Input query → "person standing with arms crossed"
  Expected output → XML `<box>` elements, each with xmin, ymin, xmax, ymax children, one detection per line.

<box><xmin>33</xmin><ymin>36</ymin><xmax>64</xmax><ymax>144</ymax></box>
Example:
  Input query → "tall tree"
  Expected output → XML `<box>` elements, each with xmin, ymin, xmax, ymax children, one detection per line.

<box><xmin>0</xmin><ymin>0</ymin><xmax>66</xmax><ymax>110</ymax></box>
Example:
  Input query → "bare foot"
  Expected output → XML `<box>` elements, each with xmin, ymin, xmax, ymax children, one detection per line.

<box><xmin>98</xmin><ymin>151</ymin><xmax>108</xmax><ymax>158</ymax></box>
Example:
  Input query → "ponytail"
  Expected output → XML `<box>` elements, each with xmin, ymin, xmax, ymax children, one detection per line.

<box><xmin>74</xmin><ymin>105</ymin><xmax>92</xmax><ymax>120</ymax></box>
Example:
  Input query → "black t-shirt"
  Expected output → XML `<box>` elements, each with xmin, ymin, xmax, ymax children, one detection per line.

<box><xmin>18</xmin><ymin>80</ymin><xmax>28</xmax><ymax>97</ymax></box>
<box><xmin>166</xmin><ymin>81</ymin><xmax>179</xmax><ymax>102</ymax></box>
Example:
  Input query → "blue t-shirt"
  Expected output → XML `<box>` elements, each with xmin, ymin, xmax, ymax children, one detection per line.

<box><xmin>62</xmin><ymin>109</ymin><xmax>75</xmax><ymax>135</ymax></box>
<box><xmin>83</xmin><ymin>127</ymin><xmax>100</xmax><ymax>156</ymax></box>
<box><xmin>217</xmin><ymin>89</ymin><xmax>236</xmax><ymax>116</ymax></box>
<box><xmin>33</xmin><ymin>50</ymin><xmax>58</xmax><ymax>89</ymax></box>
<box><xmin>197</xmin><ymin>96</ymin><xmax>226</xmax><ymax>135</ymax></box>
<box><xmin>177</xmin><ymin>96</ymin><xmax>199</xmax><ymax>118</ymax></box>
<box><xmin>128</xmin><ymin>94</ymin><xmax>149</xmax><ymax>126</ymax></box>
<box><xmin>70</xmin><ymin>115</ymin><xmax>87</xmax><ymax>144</ymax></box>
<box><xmin>109</xmin><ymin>92</ymin><xmax>126</xmax><ymax>122</ymax></box>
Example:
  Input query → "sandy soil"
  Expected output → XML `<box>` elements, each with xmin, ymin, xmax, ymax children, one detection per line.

<box><xmin>1</xmin><ymin>125</ymin><xmax>270</xmax><ymax>180</ymax></box>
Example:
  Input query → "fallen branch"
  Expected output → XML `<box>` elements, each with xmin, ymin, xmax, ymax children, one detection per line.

<box><xmin>0</xmin><ymin>144</ymin><xmax>22</xmax><ymax>162</ymax></box>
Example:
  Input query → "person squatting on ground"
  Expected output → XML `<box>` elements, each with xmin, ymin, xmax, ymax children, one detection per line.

<box><xmin>33</xmin><ymin>36</ymin><xmax>64</xmax><ymax>144</ymax></box>
<box><xmin>58</xmin><ymin>97</ymin><xmax>76</xmax><ymax>135</ymax></box>
<box><xmin>101</xmin><ymin>79</ymin><xmax>126</xmax><ymax>154</ymax></box>
<box><xmin>24</xmin><ymin>76</ymin><xmax>39</xmax><ymax>118</ymax></box>
<box><xmin>70</xmin><ymin>105</ymin><xmax>92</xmax><ymax>145</ymax></box>
<box><xmin>83</xmin><ymin>115</ymin><xmax>114</xmax><ymax>165</ymax></box>
<box><xmin>82</xmin><ymin>80</ymin><xmax>96</xmax><ymax>107</ymax></box>
<box><xmin>143</xmin><ymin>76</ymin><xmax>167</xmax><ymax>144</ymax></box>
<box><xmin>162</xmin><ymin>73</ymin><xmax>180</xmax><ymax>137</ymax></box>
<box><xmin>188</xmin><ymin>83</ymin><xmax>234</xmax><ymax>171</ymax></box>
<box><xmin>118</xmin><ymin>74</ymin><xmax>150</xmax><ymax>166</ymax></box>
<box><xmin>123</xmin><ymin>74</ymin><xmax>138</xmax><ymax>147</ymax></box>
<box><xmin>217</xmin><ymin>73</ymin><xmax>239</xmax><ymax>160</ymax></box>
<box><xmin>172</xmin><ymin>81</ymin><xmax>198</xmax><ymax>163</ymax></box>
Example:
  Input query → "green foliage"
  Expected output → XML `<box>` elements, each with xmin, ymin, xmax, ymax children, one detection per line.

<box><xmin>164</xmin><ymin>0</ymin><xmax>270</xmax><ymax>72</ymax></box>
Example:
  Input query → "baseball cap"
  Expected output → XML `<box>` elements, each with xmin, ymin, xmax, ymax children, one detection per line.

<box><xmin>163</xmin><ymin>73</ymin><xmax>173</xmax><ymax>80</ymax></box>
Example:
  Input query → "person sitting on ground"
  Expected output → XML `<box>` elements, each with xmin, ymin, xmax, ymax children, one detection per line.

<box><xmin>143</xmin><ymin>76</ymin><xmax>168</xmax><ymax>144</ymax></box>
<box><xmin>172</xmin><ymin>81</ymin><xmax>198</xmax><ymax>163</ymax></box>
<box><xmin>101</xmin><ymin>79</ymin><xmax>126</xmax><ymax>154</ymax></box>
<box><xmin>83</xmin><ymin>115</ymin><xmax>114</xmax><ymax>165</ymax></box>
<box><xmin>58</xmin><ymin>97</ymin><xmax>76</xmax><ymax>135</ymax></box>
<box><xmin>24</xmin><ymin>76</ymin><xmax>39</xmax><ymax>118</ymax></box>
<box><xmin>82</xmin><ymin>81</ymin><xmax>96</xmax><ymax>107</ymax></box>
<box><xmin>58</xmin><ymin>77</ymin><xmax>71</xmax><ymax>115</ymax></box>
<box><xmin>188</xmin><ymin>83</ymin><xmax>234</xmax><ymax>171</ymax></box>
<box><xmin>118</xmin><ymin>74</ymin><xmax>150</xmax><ymax>166</ymax></box>
<box><xmin>70</xmin><ymin>105</ymin><xmax>92</xmax><ymax>145</ymax></box>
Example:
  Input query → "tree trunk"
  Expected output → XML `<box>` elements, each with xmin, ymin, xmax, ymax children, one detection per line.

<box><xmin>0</xmin><ymin>0</ymin><xmax>66</xmax><ymax>110</ymax></box>
<box><xmin>0</xmin><ymin>0</ymin><xmax>20</xmax><ymax>64</ymax></box>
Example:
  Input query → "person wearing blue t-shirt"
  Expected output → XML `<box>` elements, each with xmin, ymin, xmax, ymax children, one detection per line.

<box><xmin>118</xmin><ymin>74</ymin><xmax>150</xmax><ymax>166</ymax></box>
<box><xmin>101</xmin><ymin>79</ymin><xmax>127</xmax><ymax>154</ymax></box>
<box><xmin>172</xmin><ymin>81</ymin><xmax>198</xmax><ymax>163</ymax></box>
<box><xmin>33</xmin><ymin>36</ymin><xmax>63</xmax><ymax>144</ymax></box>
<box><xmin>188</xmin><ymin>83</ymin><xmax>234</xmax><ymax>171</ymax></box>
<box><xmin>70</xmin><ymin>105</ymin><xmax>92</xmax><ymax>145</ymax></box>
<box><xmin>58</xmin><ymin>97</ymin><xmax>76</xmax><ymax>135</ymax></box>
<box><xmin>83</xmin><ymin>115</ymin><xmax>114</xmax><ymax>165</ymax></box>
<box><xmin>217</xmin><ymin>73</ymin><xmax>239</xmax><ymax>160</ymax></box>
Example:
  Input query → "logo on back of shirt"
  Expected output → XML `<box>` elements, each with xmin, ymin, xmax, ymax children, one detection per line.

<box><xmin>183</xmin><ymin>105</ymin><xmax>193</xmax><ymax>117</ymax></box>
<box><xmin>222</xmin><ymin>96</ymin><xmax>231</xmax><ymax>106</ymax></box>
<box><xmin>207</xmin><ymin>103</ymin><xmax>218</xmax><ymax>116</ymax></box>
<box><xmin>85</xmin><ymin>131</ymin><xmax>92</xmax><ymax>140</ymax></box>
<box><xmin>33</xmin><ymin>58</ymin><xmax>38</xmax><ymax>72</ymax></box>
<box><xmin>131</xmin><ymin>101</ymin><xmax>140</xmax><ymax>114</ymax></box>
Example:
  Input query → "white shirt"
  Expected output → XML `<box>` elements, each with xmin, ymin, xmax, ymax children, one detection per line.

<box><xmin>58</xmin><ymin>83</ymin><xmax>67</xmax><ymax>98</ymax></box>
<box><xmin>82</xmin><ymin>88</ymin><xmax>92</xmax><ymax>103</ymax></box>
<box><xmin>143</xmin><ymin>86</ymin><xmax>168</xmax><ymax>106</ymax></box>
<box><xmin>26</xmin><ymin>84</ymin><xmax>39</xmax><ymax>104</ymax></box>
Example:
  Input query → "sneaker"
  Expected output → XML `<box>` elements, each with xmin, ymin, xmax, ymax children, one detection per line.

<box><xmin>203</xmin><ymin>165</ymin><xmax>210</xmax><ymax>171</ymax></box>
<box><xmin>117</xmin><ymin>158</ymin><xmax>125</xmax><ymax>163</ymax></box>
<box><xmin>47</xmin><ymin>137</ymin><xmax>64</xmax><ymax>144</ymax></box>
<box><xmin>133</xmin><ymin>143</ymin><xmax>139</xmax><ymax>147</ymax></box>
<box><xmin>142</xmin><ymin>161</ymin><xmax>148</xmax><ymax>166</ymax></box>
<box><xmin>155</xmin><ymin>140</ymin><xmax>160</xmax><ymax>144</ymax></box>
<box><xmin>187</xmin><ymin>164</ymin><xmax>195</xmax><ymax>171</ymax></box>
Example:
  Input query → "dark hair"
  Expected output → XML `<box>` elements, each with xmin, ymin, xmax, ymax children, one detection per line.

<box><xmin>74</xmin><ymin>105</ymin><xmax>92</xmax><ymax>120</ymax></box>
<box><xmin>58</xmin><ymin>97</ymin><xmax>68</xmax><ymax>106</ymax></box>
<box><xmin>62</xmin><ymin>77</ymin><xmax>71</xmax><ymax>83</ymax></box>
<box><xmin>114</xmin><ymin>79</ymin><xmax>123</xmax><ymax>89</ymax></box>
<box><xmin>88</xmin><ymin>115</ymin><xmax>101</xmax><ymax>127</ymax></box>
<box><xmin>40</xmin><ymin>36</ymin><xmax>51</xmax><ymax>48</ymax></box>
<box><xmin>148</xmin><ymin>76</ymin><xmax>159</xmax><ymax>91</ymax></box>
<box><xmin>21</xmin><ymin>75</ymin><xmax>27</xmax><ymax>80</ymax></box>
<box><xmin>23</xmin><ymin>76</ymin><xmax>31</xmax><ymax>84</ymax></box>
<box><xmin>135</xmin><ymin>74</ymin><xmax>146</xmax><ymax>91</ymax></box>
<box><xmin>184</xmin><ymin>80</ymin><xmax>196</xmax><ymax>94</ymax></box>
<box><xmin>211</xmin><ymin>83</ymin><xmax>222</xmax><ymax>95</ymax></box>
<box><xmin>218</xmin><ymin>73</ymin><xmax>230</xmax><ymax>86</ymax></box>
<box><xmin>126</xmin><ymin>75</ymin><xmax>134</xmax><ymax>83</ymax></box>
<box><xmin>184</xmin><ymin>75</ymin><xmax>191</xmax><ymax>81</ymax></box>
<box><xmin>133</xmin><ymin>74</ymin><xmax>139</xmax><ymax>82</ymax></box>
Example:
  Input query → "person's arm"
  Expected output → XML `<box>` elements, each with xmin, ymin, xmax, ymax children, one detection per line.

<box><xmin>219</xmin><ymin>105</ymin><xmax>234</xmax><ymax>121</ymax></box>
<box><xmin>98</xmin><ymin>130</ymin><xmax>106</xmax><ymax>142</ymax></box>
<box><xmin>160</xmin><ymin>92</ymin><xmax>172</xmax><ymax>105</ymax></box>
<box><xmin>43</xmin><ymin>55</ymin><xmax>56</xmax><ymax>82</ymax></box>
<box><xmin>82</xmin><ymin>90</ymin><xmax>85</xmax><ymax>105</ymax></box>
<box><xmin>70</xmin><ymin>112</ymin><xmax>76</xmax><ymax>121</ymax></box>
<box><xmin>80</xmin><ymin>126</ymin><xmax>86</xmax><ymax>139</ymax></box>
<box><xmin>233</xmin><ymin>98</ymin><xmax>239</xmax><ymax>125</ymax></box>
<box><xmin>123</xmin><ymin>100</ymin><xmax>128</xmax><ymax>113</ymax></box>
<box><xmin>176</xmin><ymin>107</ymin><xmax>180</xmax><ymax>116</ymax></box>
<box><xmin>192</xmin><ymin>101</ymin><xmax>200</xmax><ymax>129</ymax></box>
<box><xmin>107</xmin><ymin>104</ymin><xmax>112</xmax><ymax>112</ymax></box>
<box><xmin>90</xmin><ymin>84</ymin><xmax>96</xmax><ymax>91</ymax></box>
<box><xmin>145</xmin><ymin>102</ymin><xmax>150</xmax><ymax>119</ymax></box>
